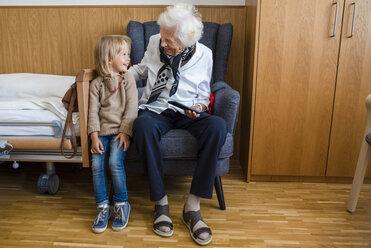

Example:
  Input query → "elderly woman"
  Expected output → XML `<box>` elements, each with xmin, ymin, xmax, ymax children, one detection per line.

<box><xmin>129</xmin><ymin>3</ymin><xmax>227</xmax><ymax>246</ymax></box>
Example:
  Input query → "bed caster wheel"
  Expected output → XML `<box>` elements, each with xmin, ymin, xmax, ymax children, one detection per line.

<box><xmin>37</xmin><ymin>173</ymin><xmax>59</xmax><ymax>195</ymax></box>
<box><xmin>12</xmin><ymin>161</ymin><xmax>19</xmax><ymax>169</ymax></box>
<box><xmin>47</xmin><ymin>174</ymin><xmax>59</xmax><ymax>195</ymax></box>
<box><xmin>37</xmin><ymin>174</ymin><xmax>49</xmax><ymax>194</ymax></box>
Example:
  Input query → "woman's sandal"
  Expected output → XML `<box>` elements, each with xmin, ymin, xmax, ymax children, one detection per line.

<box><xmin>182</xmin><ymin>209</ymin><xmax>212</xmax><ymax>246</ymax></box>
<box><xmin>152</xmin><ymin>204</ymin><xmax>174</xmax><ymax>237</ymax></box>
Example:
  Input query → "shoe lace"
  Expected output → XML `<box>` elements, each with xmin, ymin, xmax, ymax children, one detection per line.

<box><xmin>114</xmin><ymin>204</ymin><xmax>126</xmax><ymax>222</ymax></box>
<box><xmin>94</xmin><ymin>207</ymin><xmax>108</xmax><ymax>225</ymax></box>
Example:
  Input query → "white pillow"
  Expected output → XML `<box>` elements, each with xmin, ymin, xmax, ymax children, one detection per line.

<box><xmin>0</xmin><ymin>73</ymin><xmax>75</xmax><ymax>100</ymax></box>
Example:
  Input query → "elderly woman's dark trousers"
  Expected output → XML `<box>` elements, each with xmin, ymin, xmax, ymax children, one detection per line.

<box><xmin>132</xmin><ymin>108</ymin><xmax>227</xmax><ymax>202</ymax></box>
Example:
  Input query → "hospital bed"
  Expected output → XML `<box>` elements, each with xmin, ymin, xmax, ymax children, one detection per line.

<box><xmin>0</xmin><ymin>70</ymin><xmax>93</xmax><ymax>194</ymax></box>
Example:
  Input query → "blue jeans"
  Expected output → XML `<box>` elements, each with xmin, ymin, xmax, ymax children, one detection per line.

<box><xmin>91</xmin><ymin>135</ymin><xmax>128</xmax><ymax>205</ymax></box>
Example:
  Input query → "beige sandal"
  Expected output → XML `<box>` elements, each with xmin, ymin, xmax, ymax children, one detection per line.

<box><xmin>182</xmin><ymin>209</ymin><xmax>212</xmax><ymax>246</ymax></box>
<box><xmin>152</xmin><ymin>204</ymin><xmax>174</xmax><ymax>237</ymax></box>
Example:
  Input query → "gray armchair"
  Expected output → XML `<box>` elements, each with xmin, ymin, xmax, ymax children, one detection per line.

<box><xmin>124</xmin><ymin>20</ymin><xmax>240</xmax><ymax>210</ymax></box>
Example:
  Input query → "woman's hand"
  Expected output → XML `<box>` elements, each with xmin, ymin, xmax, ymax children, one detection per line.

<box><xmin>90</xmin><ymin>132</ymin><xmax>104</xmax><ymax>154</ymax></box>
<box><xmin>114</xmin><ymin>132</ymin><xmax>130</xmax><ymax>151</ymax></box>
<box><xmin>184</xmin><ymin>103</ymin><xmax>204</xmax><ymax>119</ymax></box>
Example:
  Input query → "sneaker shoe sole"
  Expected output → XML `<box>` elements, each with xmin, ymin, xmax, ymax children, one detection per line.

<box><xmin>92</xmin><ymin>211</ymin><xmax>110</xmax><ymax>234</ymax></box>
<box><xmin>92</xmin><ymin>224</ymin><xmax>108</xmax><ymax>234</ymax></box>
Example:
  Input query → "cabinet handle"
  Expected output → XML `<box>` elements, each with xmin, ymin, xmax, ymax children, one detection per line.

<box><xmin>348</xmin><ymin>2</ymin><xmax>357</xmax><ymax>38</ymax></box>
<box><xmin>330</xmin><ymin>2</ymin><xmax>339</xmax><ymax>37</ymax></box>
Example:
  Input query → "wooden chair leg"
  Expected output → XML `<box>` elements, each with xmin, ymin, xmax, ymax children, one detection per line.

<box><xmin>347</xmin><ymin>140</ymin><xmax>370</xmax><ymax>213</ymax></box>
<box><xmin>215</xmin><ymin>176</ymin><xmax>226</xmax><ymax>210</ymax></box>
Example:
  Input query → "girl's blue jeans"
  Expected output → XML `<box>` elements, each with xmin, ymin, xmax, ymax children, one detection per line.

<box><xmin>91</xmin><ymin>134</ymin><xmax>128</xmax><ymax>205</ymax></box>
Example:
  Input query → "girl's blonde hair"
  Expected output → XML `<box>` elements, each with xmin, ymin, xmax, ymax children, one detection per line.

<box><xmin>94</xmin><ymin>35</ymin><xmax>132</xmax><ymax>76</ymax></box>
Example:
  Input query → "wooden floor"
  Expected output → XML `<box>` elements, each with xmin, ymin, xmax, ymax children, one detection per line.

<box><xmin>0</xmin><ymin>162</ymin><xmax>370</xmax><ymax>248</ymax></box>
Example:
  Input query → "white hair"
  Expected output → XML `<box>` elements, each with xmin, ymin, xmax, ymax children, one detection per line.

<box><xmin>157</xmin><ymin>3</ymin><xmax>203</xmax><ymax>47</ymax></box>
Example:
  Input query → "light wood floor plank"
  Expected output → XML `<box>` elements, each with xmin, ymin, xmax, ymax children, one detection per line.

<box><xmin>0</xmin><ymin>162</ymin><xmax>370</xmax><ymax>248</ymax></box>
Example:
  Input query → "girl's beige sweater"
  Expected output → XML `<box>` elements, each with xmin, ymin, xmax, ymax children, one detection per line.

<box><xmin>88</xmin><ymin>71</ymin><xmax>138</xmax><ymax>137</ymax></box>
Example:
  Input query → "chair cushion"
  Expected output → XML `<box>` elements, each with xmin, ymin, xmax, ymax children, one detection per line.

<box><xmin>199</xmin><ymin>22</ymin><xmax>219</xmax><ymax>84</ymax></box>
<box><xmin>143</xmin><ymin>22</ymin><xmax>160</xmax><ymax>50</ymax></box>
<box><xmin>125</xmin><ymin>156</ymin><xmax>230</xmax><ymax>176</ymax></box>
<box><xmin>160</xmin><ymin>130</ymin><xmax>233</xmax><ymax>159</ymax></box>
<box><xmin>162</xmin><ymin>158</ymin><xmax>230</xmax><ymax>175</ymax></box>
<box><xmin>199</xmin><ymin>22</ymin><xmax>219</xmax><ymax>55</ymax></box>
<box><xmin>127</xmin><ymin>21</ymin><xmax>145</xmax><ymax>65</ymax></box>
<box><xmin>214</xmin><ymin>23</ymin><xmax>233</xmax><ymax>83</ymax></box>
<box><xmin>126</xmin><ymin>130</ymin><xmax>233</xmax><ymax>161</ymax></box>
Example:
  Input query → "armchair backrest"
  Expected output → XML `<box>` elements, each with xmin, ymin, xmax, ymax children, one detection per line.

<box><xmin>127</xmin><ymin>20</ymin><xmax>233</xmax><ymax>87</ymax></box>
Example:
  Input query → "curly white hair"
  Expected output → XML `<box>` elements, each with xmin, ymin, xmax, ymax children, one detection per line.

<box><xmin>157</xmin><ymin>3</ymin><xmax>203</xmax><ymax>47</ymax></box>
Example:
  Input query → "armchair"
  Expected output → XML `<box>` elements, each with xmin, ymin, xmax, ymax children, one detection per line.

<box><xmin>125</xmin><ymin>21</ymin><xmax>240</xmax><ymax>210</ymax></box>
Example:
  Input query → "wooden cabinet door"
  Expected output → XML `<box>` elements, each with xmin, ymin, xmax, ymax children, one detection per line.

<box><xmin>327</xmin><ymin>0</ymin><xmax>371</xmax><ymax>177</ymax></box>
<box><xmin>251</xmin><ymin>0</ymin><xmax>343</xmax><ymax>176</ymax></box>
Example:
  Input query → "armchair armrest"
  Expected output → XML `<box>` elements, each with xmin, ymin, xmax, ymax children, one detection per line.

<box><xmin>212</xmin><ymin>81</ymin><xmax>240</xmax><ymax>134</ymax></box>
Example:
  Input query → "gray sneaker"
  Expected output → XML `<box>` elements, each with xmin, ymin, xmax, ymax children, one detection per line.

<box><xmin>112</xmin><ymin>201</ymin><xmax>130</xmax><ymax>231</ymax></box>
<box><xmin>92</xmin><ymin>205</ymin><xmax>110</xmax><ymax>233</ymax></box>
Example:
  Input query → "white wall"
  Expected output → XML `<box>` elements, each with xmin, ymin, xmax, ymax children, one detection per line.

<box><xmin>0</xmin><ymin>0</ymin><xmax>245</xmax><ymax>6</ymax></box>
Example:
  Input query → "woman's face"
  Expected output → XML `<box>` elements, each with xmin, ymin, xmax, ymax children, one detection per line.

<box><xmin>160</xmin><ymin>27</ymin><xmax>185</xmax><ymax>56</ymax></box>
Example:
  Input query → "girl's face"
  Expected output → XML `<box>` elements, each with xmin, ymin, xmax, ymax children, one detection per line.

<box><xmin>110</xmin><ymin>43</ymin><xmax>130</xmax><ymax>74</ymax></box>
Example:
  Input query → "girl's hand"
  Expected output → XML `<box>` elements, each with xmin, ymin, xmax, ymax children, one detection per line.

<box><xmin>114</xmin><ymin>133</ymin><xmax>130</xmax><ymax>151</ymax></box>
<box><xmin>90</xmin><ymin>132</ymin><xmax>104</xmax><ymax>154</ymax></box>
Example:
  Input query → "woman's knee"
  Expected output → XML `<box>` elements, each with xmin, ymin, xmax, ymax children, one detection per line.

<box><xmin>133</xmin><ymin>115</ymin><xmax>158</xmax><ymax>137</ymax></box>
<box><xmin>206</xmin><ymin>116</ymin><xmax>227</xmax><ymax>135</ymax></box>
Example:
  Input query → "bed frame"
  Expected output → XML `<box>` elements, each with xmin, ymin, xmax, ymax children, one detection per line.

<box><xmin>0</xmin><ymin>69</ymin><xmax>96</xmax><ymax>194</ymax></box>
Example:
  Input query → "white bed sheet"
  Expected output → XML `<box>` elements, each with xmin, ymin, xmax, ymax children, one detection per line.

<box><xmin>0</xmin><ymin>109</ymin><xmax>80</xmax><ymax>136</ymax></box>
<box><xmin>0</xmin><ymin>98</ymin><xmax>79</xmax><ymax>124</ymax></box>
<box><xmin>0</xmin><ymin>73</ymin><xmax>75</xmax><ymax>99</ymax></box>
<box><xmin>0</xmin><ymin>73</ymin><xmax>80</xmax><ymax>137</ymax></box>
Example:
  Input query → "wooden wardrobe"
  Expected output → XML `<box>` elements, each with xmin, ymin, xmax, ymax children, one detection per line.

<box><xmin>245</xmin><ymin>0</ymin><xmax>371</xmax><ymax>180</ymax></box>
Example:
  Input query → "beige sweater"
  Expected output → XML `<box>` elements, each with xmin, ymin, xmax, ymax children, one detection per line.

<box><xmin>88</xmin><ymin>71</ymin><xmax>138</xmax><ymax>137</ymax></box>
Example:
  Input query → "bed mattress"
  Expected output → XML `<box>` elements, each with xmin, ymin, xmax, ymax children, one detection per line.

<box><xmin>0</xmin><ymin>73</ymin><xmax>80</xmax><ymax>137</ymax></box>
<box><xmin>0</xmin><ymin>109</ymin><xmax>80</xmax><ymax>137</ymax></box>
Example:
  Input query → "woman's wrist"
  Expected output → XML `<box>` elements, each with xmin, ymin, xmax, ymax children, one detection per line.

<box><xmin>196</xmin><ymin>103</ymin><xmax>204</xmax><ymax>112</ymax></box>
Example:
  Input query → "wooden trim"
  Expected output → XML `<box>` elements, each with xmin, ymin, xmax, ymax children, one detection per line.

<box><xmin>246</xmin><ymin>0</ymin><xmax>260</xmax><ymax>182</ymax></box>
<box><xmin>0</xmin><ymin>138</ymin><xmax>72</xmax><ymax>150</ymax></box>
<box><xmin>76</xmin><ymin>69</ymin><xmax>96</xmax><ymax>82</ymax></box>
<box><xmin>251</xmin><ymin>175</ymin><xmax>371</xmax><ymax>184</ymax></box>
<box><xmin>75</xmin><ymin>69</ymin><xmax>96</xmax><ymax>168</ymax></box>
<box><xmin>0</xmin><ymin>5</ymin><xmax>245</xmax><ymax>9</ymax></box>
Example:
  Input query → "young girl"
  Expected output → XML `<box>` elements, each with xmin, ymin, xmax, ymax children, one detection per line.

<box><xmin>88</xmin><ymin>35</ymin><xmax>138</xmax><ymax>233</ymax></box>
